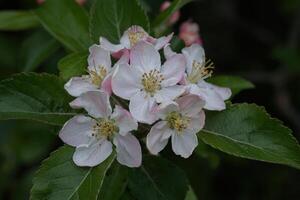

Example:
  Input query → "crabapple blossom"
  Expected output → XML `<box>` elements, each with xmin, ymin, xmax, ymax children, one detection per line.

<box><xmin>164</xmin><ymin>44</ymin><xmax>231</xmax><ymax>111</ymax></box>
<box><xmin>179</xmin><ymin>20</ymin><xmax>203</xmax><ymax>46</ymax></box>
<box><xmin>59</xmin><ymin>90</ymin><xmax>142</xmax><ymax>168</ymax></box>
<box><xmin>160</xmin><ymin>1</ymin><xmax>180</xmax><ymax>25</ymax></box>
<box><xmin>146</xmin><ymin>94</ymin><xmax>205</xmax><ymax>158</ymax></box>
<box><xmin>112</xmin><ymin>41</ymin><xmax>186</xmax><ymax>124</ymax></box>
<box><xmin>64</xmin><ymin>44</ymin><xmax>128</xmax><ymax>97</ymax></box>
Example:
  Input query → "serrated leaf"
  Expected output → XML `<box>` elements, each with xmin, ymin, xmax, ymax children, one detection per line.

<box><xmin>152</xmin><ymin>0</ymin><xmax>193</xmax><ymax>28</ymax></box>
<box><xmin>58</xmin><ymin>53</ymin><xmax>88</xmax><ymax>81</ymax></box>
<box><xmin>89</xmin><ymin>0</ymin><xmax>150</xmax><ymax>43</ymax></box>
<box><xmin>30</xmin><ymin>146</ymin><xmax>116</xmax><ymax>200</ymax></box>
<box><xmin>0</xmin><ymin>73</ymin><xmax>75</xmax><ymax>125</ymax></box>
<box><xmin>128</xmin><ymin>156</ymin><xmax>188</xmax><ymax>200</ymax></box>
<box><xmin>207</xmin><ymin>75</ymin><xmax>254</xmax><ymax>96</ymax></box>
<box><xmin>35</xmin><ymin>0</ymin><xmax>91</xmax><ymax>52</ymax></box>
<box><xmin>199</xmin><ymin>103</ymin><xmax>300</xmax><ymax>169</ymax></box>
<box><xmin>0</xmin><ymin>10</ymin><xmax>39</xmax><ymax>31</ymax></box>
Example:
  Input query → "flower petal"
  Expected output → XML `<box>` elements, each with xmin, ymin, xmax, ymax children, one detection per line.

<box><xmin>70</xmin><ymin>90</ymin><xmax>112</xmax><ymax>118</ymax></box>
<box><xmin>59</xmin><ymin>115</ymin><xmax>95</xmax><ymax>147</ymax></box>
<box><xmin>163</xmin><ymin>45</ymin><xmax>177</xmax><ymax>60</ymax></box>
<box><xmin>157</xmin><ymin>101</ymin><xmax>179</xmax><ymax>120</ymax></box>
<box><xmin>130</xmin><ymin>41</ymin><xmax>161</xmax><ymax>73</ymax></box>
<box><xmin>113</xmin><ymin>133</ymin><xmax>142</xmax><ymax>168</ymax></box>
<box><xmin>146</xmin><ymin>121</ymin><xmax>173</xmax><ymax>155</ymax></box>
<box><xmin>171</xmin><ymin>132</ymin><xmax>198</xmax><ymax>158</ymax></box>
<box><xmin>188</xmin><ymin>110</ymin><xmax>205</xmax><ymax>134</ymax></box>
<box><xmin>88</xmin><ymin>44</ymin><xmax>111</xmax><ymax>72</ymax></box>
<box><xmin>198</xmin><ymin>80</ymin><xmax>232</xmax><ymax>100</ymax></box>
<box><xmin>101</xmin><ymin>75</ymin><xmax>112</xmax><ymax>95</ymax></box>
<box><xmin>111</xmin><ymin>63</ymin><xmax>142</xmax><ymax>100</ymax></box>
<box><xmin>182</xmin><ymin>44</ymin><xmax>205</xmax><ymax>75</ymax></box>
<box><xmin>64</xmin><ymin>76</ymin><xmax>97</xmax><ymax>97</ymax></box>
<box><xmin>111</xmin><ymin>105</ymin><xmax>138</xmax><ymax>136</ymax></box>
<box><xmin>153</xmin><ymin>33</ymin><xmax>173</xmax><ymax>50</ymax></box>
<box><xmin>129</xmin><ymin>91</ymin><xmax>158</xmax><ymax>124</ymax></box>
<box><xmin>161</xmin><ymin>54</ymin><xmax>185</xmax><ymax>87</ymax></box>
<box><xmin>176</xmin><ymin>94</ymin><xmax>205</xmax><ymax>117</ymax></box>
<box><xmin>100</xmin><ymin>37</ymin><xmax>124</xmax><ymax>52</ymax></box>
<box><xmin>154</xmin><ymin>85</ymin><xmax>185</xmax><ymax>103</ymax></box>
<box><xmin>73</xmin><ymin>139</ymin><xmax>112</xmax><ymax>167</ymax></box>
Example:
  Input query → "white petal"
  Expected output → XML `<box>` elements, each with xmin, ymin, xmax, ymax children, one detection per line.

<box><xmin>129</xmin><ymin>92</ymin><xmax>158</xmax><ymax>124</ymax></box>
<box><xmin>73</xmin><ymin>139</ymin><xmax>112</xmax><ymax>167</ymax></box>
<box><xmin>59</xmin><ymin>115</ymin><xmax>95</xmax><ymax>147</ymax></box>
<box><xmin>70</xmin><ymin>90</ymin><xmax>112</xmax><ymax>118</ymax></box>
<box><xmin>120</xmin><ymin>25</ymin><xmax>149</xmax><ymax>49</ymax></box>
<box><xmin>111</xmin><ymin>105</ymin><xmax>138</xmax><ymax>135</ymax></box>
<box><xmin>119</xmin><ymin>30</ymin><xmax>132</xmax><ymax>49</ymax></box>
<box><xmin>163</xmin><ymin>45</ymin><xmax>177</xmax><ymax>60</ymax></box>
<box><xmin>113</xmin><ymin>133</ymin><xmax>142</xmax><ymax>168</ymax></box>
<box><xmin>101</xmin><ymin>74</ymin><xmax>112</xmax><ymax>95</ymax></box>
<box><xmin>182</xmin><ymin>44</ymin><xmax>205</xmax><ymax>75</ymax></box>
<box><xmin>100</xmin><ymin>37</ymin><xmax>124</xmax><ymax>52</ymax></box>
<box><xmin>176</xmin><ymin>94</ymin><xmax>205</xmax><ymax>117</ymax></box>
<box><xmin>188</xmin><ymin>110</ymin><xmax>205</xmax><ymax>134</ymax></box>
<box><xmin>156</xmin><ymin>101</ymin><xmax>179</xmax><ymax>120</ymax></box>
<box><xmin>64</xmin><ymin>76</ymin><xmax>97</xmax><ymax>97</ymax></box>
<box><xmin>130</xmin><ymin>41</ymin><xmax>161</xmax><ymax>73</ymax></box>
<box><xmin>199</xmin><ymin>80</ymin><xmax>232</xmax><ymax>100</ymax></box>
<box><xmin>153</xmin><ymin>33</ymin><xmax>173</xmax><ymax>50</ymax></box>
<box><xmin>161</xmin><ymin>54</ymin><xmax>185</xmax><ymax>87</ymax></box>
<box><xmin>171</xmin><ymin>132</ymin><xmax>198</xmax><ymax>158</ymax></box>
<box><xmin>146</xmin><ymin>121</ymin><xmax>173</xmax><ymax>155</ymax></box>
<box><xmin>111</xmin><ymin>63</ymin><xmax>142</xmax><ymax>100</ymax></box>
<box><xmin>88</xmin><ymin>44</ymin><xmax>111</xmax><ymax>72</ymax></box>
<box><xmin>154</xmin><ymin>85</ymin><xmax>185</xmax><ymax>103</ymax></box>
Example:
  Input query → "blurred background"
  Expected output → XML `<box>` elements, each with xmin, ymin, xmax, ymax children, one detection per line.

<box><xmin>0</xmin><ymin>0</ymin><xmax>300</xmax><ymax>199</ymax></box>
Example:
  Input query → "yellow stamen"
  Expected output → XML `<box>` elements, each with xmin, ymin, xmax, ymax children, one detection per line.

<box><xmin>128</xmin><ymin>29</ymin><xmax>147</xmax><ymax>47</ymax></box>
<box><xmin>166</xmin><ymin>111</ymin><xmax>190</xmax><ymax>133</ymax></box>
<box><xmin>187</xmin><ymin>59</ymin><xmax>214</xmax><ymax>84</ymax></box>
<box><xmin>89</xmin><ymin>65</ymin><xmax>107</xmax><ymax>86</ymax></box>
<box><xmin>141</xmin><ymin>69</ymin><xmax>164</xmax><ymax>96</ymax></box>
<box><xmin>92</xmin><ymin>119</ymin><xmax>118</xmax><ymax>139</ymax></box>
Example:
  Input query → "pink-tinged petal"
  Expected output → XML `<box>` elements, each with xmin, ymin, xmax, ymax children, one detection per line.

<box><xmin>120</xmin><ymin>30</ymin><xmax>132</xmax><ymax>49</ymax></box>
<box><xmin>113</xmin><ymin>133</ymin><xmax>142</xmax><ymax>167</ymax></box>
<box><xmin>59</xmin><ymin>115</ymin><xmax>95</xmax><ymax>147</ymax></box>
<box><xmin>161</xmin><ymin>54</ymin><xmax>185</xmax><ymax>87</ymax></box>
<box><xmin>64</xmin><ymin>76</ymin><xmax>97</xmax><ymax>97</ymax></box>
<box><xmin>154</xmin><ymin>85</ymin><xmax>185</xmax><ymax>103</ymax></box>
<box><xmin>101</xmin><ymin>75</ymin><xmax>112</xmax><ymax>95</ymax></box>
<box><xmin>176</xmin><ymin>94</ymin><xmax>205</xmax><ymax>117</ymax></box>
<box><xmin>171</xmin><ymin>132</ymin><xmax>198</xmax><ymax>158</ymax></box>
<box><xmin>153</xmin><ymin>33</ymin><xmax>173</xmax><ymax>50</ymax></box>
<box><xmin>198</xmin><ymin>80</ymin><xmax>231</xmax><ymax>100</ymax></box>
<box><xmin>111</xmin><ymin>105</ymin><xmax>138</xmax><ymax>136</ymax></box>
<box><xmin>130</xmin><ymin>41</ymin><xmax>161</xmax><ymax>73</ymax></box>
<box><xmin>73</xmin><ymin>139</ymin><xmax>112</xmax><ymax>167</ymax></box>
<box><xmin>100</xmin><ymin>37</ymin><xmax>124</xmax><ymax>53</ymax></box>
<box><xmin>146</xmin><ymin>121</ymin><xmax>173</xmax><ymax>155</ymax></box>
<box><xmin>190</xmin><ymin>83</ymin><xmax>226</xmax><ymax>111</ymax></box>
<box><xmin>88</xmin><ymin>44</ymin><xmax>111</xmax><ymax>72</ymax></box>
<box><xmin>70</xmin><ymin>90</ymin><xmax>112</xmax><ymax>118</ymax></box>
<box><xmin>129</xmin><ymin>92</ymin><xmax>158</xmax><ymax>124</ymax></box>
<box><xmin>112</xmin><ymin>63</ymin><xmax>142</xmax><ymax>100</ymax></box>
<box><xmin>182</xmin><ymin>44</ymin><xmax>205</xmax><ymax>75</ymax></box>
<box><xmin>121</xmin><ymin>25</ymin><xmax>149</xmax><ymax>49</ymax></box>
<box><xmin>188</xmin><ymin>110</ymin><xmax>205</xmax><ymax>134</ymax></box>
<box><xmin>114</xmin><ymin>49</ymin><xmax>130</xmax><ymax>66</ymax></box>
<box><xmin>163</xmin><ymin>45</ymin><xmax>177</xmax><ymax>60</ymax></box>
<box><xmin>157</xmin><ymin>101</ymin><xmax>179</xmax><ymax>120</ymax></box>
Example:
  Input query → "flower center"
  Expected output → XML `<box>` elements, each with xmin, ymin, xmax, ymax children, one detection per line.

<box><xmin>128</xmin><ymin>29</ymin><xmax>147</xmax><ymax>47</ymax></box>
<box><xmin>141</xmin><ymin>69</ymin><xmax>164</xmax><ymax>96</ymax></box>
<box><xmin>166</xmin><ymin>111</ymin><xmax>190</xmax><ymax>133</ymax></box>
<box><xmin>89</xmin><ymin>65</ymin><xmax>107</xmax><ymax>86</ymax></box>
<box><xmin>93</xmin><ymin>119</ymin><xmax>118</xmax><ymax>140</ymax></box>
<box><xmin>187</xmin><ymin>59</ymin><xmax>214</xmax><ymax>84</ymax></box>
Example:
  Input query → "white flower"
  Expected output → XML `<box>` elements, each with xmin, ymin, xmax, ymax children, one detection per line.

<box><xmin>146</xmin><ymin>94</ymin><xmax>205</xmax><ymax>158</ymax></box>
<box><xmin>112</xmin><ymin>41</ymin><xmax>186</xmax><ymax>124</ymax></box>
<box><xmin>59</xmin><ymin>90</ymin><xmax>141</xmax><ymax>168</ymax></box>
<box><xmin>64</xmin><ymin>44</ymin><xmax>129</xmax><ymax>97</ymax></box>
<box><xmin>164</xmin><ymin>44</ymin><xmax>232</xmax><ymax>111</ymax></box>
<box><xmin>100</xmin><ymin>25</ymin><xmax>173</xmax><ymax>53</ymax></box>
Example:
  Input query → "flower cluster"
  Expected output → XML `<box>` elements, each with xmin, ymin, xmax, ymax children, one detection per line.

<box><xmin>59</xmin><ymin>25</ymin><xmax>231</xmax><ymax>168</ymax></box>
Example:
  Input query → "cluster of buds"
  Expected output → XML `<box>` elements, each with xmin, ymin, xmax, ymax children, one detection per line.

<box><xmin>59</xmin><ymin>25</ymin><xmax>231</xmax><ymax>168</ymax></box>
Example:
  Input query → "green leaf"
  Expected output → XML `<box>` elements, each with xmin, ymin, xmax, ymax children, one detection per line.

<box><xmin>152</xmin><ymin>0</ymin><xmax>193</xmax><ymax>28</ymax></box>
<box><xmin>199</xmin><ymin>103</ymin><xmax>300</xmax><ymax>169</ymax></box>
<box><xmin>58</xmin><ymin>53</ymin><xmax>88</xmax><ymax>81</ymax></box>
<box><xmin>207</xmin><ymin>75</ymin><xmax>254</xmax><ymax>96</ymax></box>
<box><xmin>128</xmin><ymin>156</ymin><xmax>188</xmax><ymax>200</ymax></box>
<box><xmin>35</xmin><ymin>0</ymin><xmax>91</xmax><ymax>52</ymax></box>
<box><xmin>0</xmin><ymin>73</ymin><xmax>75</xmax><ymax>126</ymax></box>
<box><xmin>98</xmin><ymin>161</ymin><xmax>128</xmax><ymax>200</ymax></box>
<box><xmin>185</xmin><ymin>186</ymin><xmax>197</xmax><ymax>200</ymax></box>
<box><xmin>0</xmin><ymin>10</ymin><xmax>39</xmax><ymax>31</ymax></box>
<box><xmin>30</xmin><ymin>146</ymin><xmax>116</xmax><ymax>200</ymax></box>
<box><xmin>19</xmin><ymin>29</ymin><xmax>60</xmax><ymax>72</ymax></box>
<box><xmin>90</xmin><ymin>0</ymin><xmax>150</xmax><ymax>43</ymax></box>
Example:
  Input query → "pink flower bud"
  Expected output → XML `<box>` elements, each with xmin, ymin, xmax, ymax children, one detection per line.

<box><xmin>179</xmin><ymin>20</ymin><xmax>203</xmax><ymax>46</ymax></box>
<box><xmin>160</xmin><ymin>1</ymin><xmax>180</xmax><ymax>25</ymax></box>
